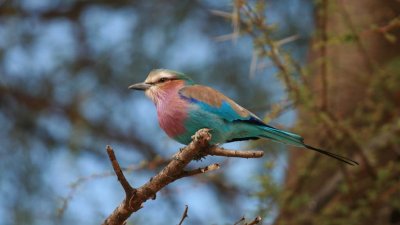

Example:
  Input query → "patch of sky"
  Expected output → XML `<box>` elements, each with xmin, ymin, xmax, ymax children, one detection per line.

<box><xmin>0</xmin><ymin>152</ymin><xmax>20</xmax><ymax>224</ymax></box>
<box><xmin>0</xmin><ymin>207</ymin><xmax>10</xmax><ymax>225</ymax></box>
<box><xmin>49</xmin><ymin>151</ymin><xmax>124</xmax><ymax>222</ymax></box>
<box><xmin>79</xmin><ymin>94</ymin><xmax>105</xmax><ymax>124</ymax></box>
<box><xmin>134</xmin><ymin>192</ymin><xmax>184</xmax><ymax>224</ymax></box>
<box><xmin>51</xmin><ymin>69</ymin><xmax>78</xmax><ymax>106</ymax></box>
<box><xmin>73</xmin><ymin>74</ymin><xmax>111</xmax><ymax>124</ymax></box>
<box><xmin>203</xmin><ymin>0</ymin><xmax>232</xmax><ymax>9</ymax></box>
<box><xmin>142</xmin><ymin>27</ymin><xmax>165</xmax><ymax>58</ymax></box>
<box><xmin>265</xmin><ymin>1</ymin><xmax>294</xmax><ymax>32</ymax></box>
<box><xmin>37</xmin><ymin>111</ymin><xmax>71</xmax><ymax>143</ymax></box>
<box><xmin>107</xmin><ymin>142</ymin><xmax>147</xmax><ymax>169</ymax></box>
<box><xmin>108</xmin><ymin>99</ymin><xmax>140</xmax><ymax>134</ymax></box>
<box><xmin>229</xmin><ymin>36</ymin><xmax>254</xmax><ymax>57</ymax></box>
<box><xmin>9</xmin><ymin>141</ymin><xmax>55</xmax><ymax>225</ymax></box>
<box><xmin>3</xmin><ymin>45</ymin><xmax>33</xmax><ymax>78</ymax></box>
<box><xmin>271</xmin><ymin>150</ymin><xmax>288</xmax><ymax>184</ymax></box>
<box><xmin>19</xmin><ymin>0</ymin><xmax>62</xmax><ymax>12</ymax></box>
<box><xmin>287</xmin><ymin>0</ymin><xmax>314</xmax><ymax>36</ymax></box>
<box><xmin>44</xmin><ymin>149</ymin><xmax>76</xmax><ymax>196</ymax></box>
<box><xmin>77</xmin><ymin>132</ymin><xmax>110</xmax><ymax>155</ymax></box>
<box><xmin>32</xmin><ymin>19</ymin><xmax>77</xmax><ymax>71</ymax></box>
<box><xmin>223</xmin><ymin>143</ymin><xmax>263</xmax><ymax>186</ymax></box>
<box><xmin>174</xmin><ymin>179</ymin><xmax>227</xmax><ymax>223</ymax></box>
<box><xmin>164</xmin><ymin>19</ymin><xmax>216</xmax><ymax>70</ymax></box>
<box><xmin>81</xmin><ymin>6</ymin><xmax>137</xmax><ymax>56</ymax></box>
<box><xmin>3</xmin><ymin>18</ymin><xmax>76</xmax><ymax>86</ymax></box>
<box><xmin>0</xmin><ymin>111</ymin><xmax>13</xmax><ymax>138</ymax></box>
<box><xmin>160</xmin><ymin>138</ymin><xmax>187</xmax><ymax>156</ymax></box>
<box><xmin>274</xmin><ymin>108</ymin><xmax>297</xmax><ymax>127</ymax></box>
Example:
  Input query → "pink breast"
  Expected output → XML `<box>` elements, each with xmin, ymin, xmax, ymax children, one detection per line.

<box><xmin>154</xmin><ymin>81</ymin><xmax>188</xmax><ymax>138</ymax></box>
<box><xmin>157</xmin><ymin>104</ymin><xmax>187</xmax><ymax>138</ymax></box>
<box><xmin>157</xmin><ymin>96</ymin><xmax>187</xmax><ymax>138</ymax></box>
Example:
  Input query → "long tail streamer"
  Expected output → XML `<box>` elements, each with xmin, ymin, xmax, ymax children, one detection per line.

<box><xmin>304</xmin><ymin>144</ymin><xmax>359</xmax><ymax>166</ymax></box>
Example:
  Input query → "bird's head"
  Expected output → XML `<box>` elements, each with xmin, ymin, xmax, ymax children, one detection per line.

<box><xmin>129</xmin><ymin>69</ymin><xmax>194</xmax><ymax>103</ymax></box>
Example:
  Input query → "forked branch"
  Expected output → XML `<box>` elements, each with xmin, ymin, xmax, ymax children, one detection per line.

<box><xmin>102</xmin><ymin>129</ymin><xmax>264</xmax><ymax>225</ymax></box>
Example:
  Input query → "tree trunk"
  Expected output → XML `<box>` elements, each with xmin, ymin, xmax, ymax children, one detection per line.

<box><xmin>275</xmin><ymin>0</ymin><xmax>400</xmax><ymax>224</ymax></box>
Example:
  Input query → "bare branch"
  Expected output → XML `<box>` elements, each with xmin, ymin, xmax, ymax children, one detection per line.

<box><xmin>205</xmin><ymin>146</ymin><xmax>264</xmax><ymax>158</ymax></box>
<box><xmin>234</xmin><ymin>216</ymin><xmax>262</xmax><ymax>225</ymax></box>
<box><xmin>102</xmin><ymin>128</ymin><xmax>209</xmax><ymax>225</ymax></box>
<box><xmin>234</xmin><ymin>216</ymin><xmax>245</xmax><ymax>225</ymax></box>
<box><xmin>210</xmin><ymin>9</ymin><xmax>232</xmax><ymax>19</ymax></box>
<box><xmin>246</xmin><ymin>216</ymin><xmax>262</xmax><ymax>225</ymax></box>
<box><xmin>178</xmin><ymin>163</ymin><xmax>221</xmax><ymax>178</ymax></box>
<box><xmin>178</xmin><ymin>205</ymin><xmax>189</xmax><ymax>225</ymax></box>
<box><xmin>102</xmin><ymin>129</ymin><xmax>264</xmax><ymax>225</ymax></box>
<box><xmin>106</xmin><ymin>145</ymin><xmax>134</xmax><ymax>195</ymax></box>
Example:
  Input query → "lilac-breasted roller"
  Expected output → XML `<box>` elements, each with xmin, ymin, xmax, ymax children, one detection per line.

<box><xmin>129</xmin><ymin>69</ymin><xmax>358</xmax><ymax>166</ymax></box>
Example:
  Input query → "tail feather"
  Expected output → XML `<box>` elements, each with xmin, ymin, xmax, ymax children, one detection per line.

<box><xmin>259</xmin><ymin>126</ymin><xmax>305</xmax><ymax>147</ymax></box>
<box><xmin>304</xmin><ymin>144</ymin><xmax>359</xmax><ymax>166</ymax></box>
<box><xmin>259</xmin><ymin>126</ymin><xmax>359</xmax><ymax>166</ymax></box>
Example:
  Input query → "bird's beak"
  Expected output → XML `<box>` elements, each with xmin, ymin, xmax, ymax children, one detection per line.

<box><xmin>128</xmin><ymin>82</ymin><xmax>151</xmax><ymax>91</ymax></box>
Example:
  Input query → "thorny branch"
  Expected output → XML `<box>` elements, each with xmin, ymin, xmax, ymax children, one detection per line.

<box><xmin>102</xmin><ymin>129</ymin><xmax>264</xmax><ymax>225</ymax></box>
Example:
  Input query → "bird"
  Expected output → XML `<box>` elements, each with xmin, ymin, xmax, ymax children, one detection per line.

<box><xmin>129</xmin><ymin>69</ymin><xmax>358</xmax><ymax>166</ymax></box>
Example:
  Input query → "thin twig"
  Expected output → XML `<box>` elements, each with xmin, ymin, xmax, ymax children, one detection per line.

<box><xmin>206</xmin><ymin>146</ymin><xmax>264</xmax><ymax>158</ymax></box>
<box><xmin>57</xmin><ymin>157</ymin><xmax>168</xmax><ymax>219</ymax></box>
<box><xmin>234</xmin><ymin>216</ymin><xmax>245</xmax><ymax>225</ymax></box>
<box><xmin>240</xmin><ymin>4</ymin><xmax>302</xmax><ymax>103</ymax></box>
<box><xmin>106</xmin><ymin>145</ymin><xmax>134</xmax><ymax>195</ymax></box>
<box><xmin>246</xmin><ymin>216</ymin><xmax>262</xmax><ymax>225</ymax></box>
<box><xmin>178</xmin><ymin>205</ymin><xmax>189</xmax><ymax>225</ymax></box>
<box><xmin>178</xmin><ymin>163</ymin><xmax>221</xmax><ymax>178</ymax></box>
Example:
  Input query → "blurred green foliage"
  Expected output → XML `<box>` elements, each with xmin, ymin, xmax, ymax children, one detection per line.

<box><xmin>238</xmin><ymin>1</ymin><xmax>400</xmax><ymax>225</ymax></box>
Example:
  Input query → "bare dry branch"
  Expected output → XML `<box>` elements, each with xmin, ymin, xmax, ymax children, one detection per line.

<box><xmin>234</xmin><ymin>216</ymin><xmax>245</xmax><ymax>225</ymax></box>
<box><xmin>246</xmin><ymin>216</ymin><xmax>262</xmax><ymax>225</ymax></box>
<box><xmin>178</xmin><ymin>205</ymin><xmax>189</xmax><ymax>225</ymax></box>
<box><xmin>178</xmin><ymin>163</ymin><xmax>221</xmax><ymax>178</ymax></box>
<box><xmin>205</xmin><ymin>146</ymin><xmax>264</xmax><ymax>158</ymax></box>
<box><xmin>106</xmin><ymin>146</ymin><xmax>134</xmax><ymax>195</ymax></box>
<box><xmin>102</xmin><ymin>129</ymin><xmax>264</xmax><ymax>225</ymax></box>
<box><xmin>234</xmin><ymin>215</ymin><xmax>262</xmax><ymax>225</ymax></box>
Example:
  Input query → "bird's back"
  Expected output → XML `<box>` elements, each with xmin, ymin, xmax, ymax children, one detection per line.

<box><xmin>173</xmin><ymin>85</ymin><xmax>268</xmax><ymax>144</ymax></box>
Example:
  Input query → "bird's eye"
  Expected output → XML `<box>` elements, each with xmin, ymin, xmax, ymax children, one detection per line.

<box><xmin>158</xmin><ymin>78</ymin><xmax>168</xmax><ymax>83</ymax></box>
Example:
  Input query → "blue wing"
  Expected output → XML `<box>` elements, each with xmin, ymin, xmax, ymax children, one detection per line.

<box><xmin>179</xmin><ymin>85</ymin><xmax>304</xmax><ymax>144</ymax></box>
<box><xmin>178</xmin><ymin>85</ymin><xmax>264</xmax><ymax>124</ymax></box>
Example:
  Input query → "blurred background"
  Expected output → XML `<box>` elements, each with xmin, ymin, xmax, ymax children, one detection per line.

<box><xmin>0</xmin><ymin>0</ymin><xmax>399</xmax><ymax>225</ymax></box>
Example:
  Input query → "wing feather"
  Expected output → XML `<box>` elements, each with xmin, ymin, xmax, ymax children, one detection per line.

<box><xmin>179</xmin><ymin>85</ymin><xmax>265</xmax><ymax>125</ymax></box>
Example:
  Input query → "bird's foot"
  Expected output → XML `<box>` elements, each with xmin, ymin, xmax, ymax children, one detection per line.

<box><xmin>193</xmin><ymin>152</ymin><xmax>207</xmax><ymax>161</ymax></box>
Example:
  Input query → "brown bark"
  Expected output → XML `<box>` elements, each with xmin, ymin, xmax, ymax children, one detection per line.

<box><xmin>275</xmin><ymin>0</ymin><xmax>400</xmax><ymax>224</ymax></box>
<box><xmin>102</xmin><ymin>129</ymin><xmax>264</xmax><ymax>225</ymax></box>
